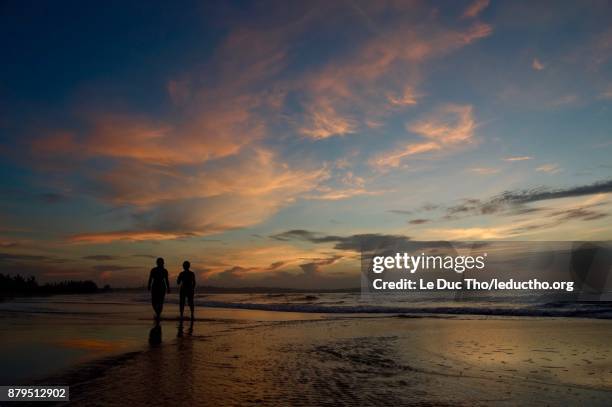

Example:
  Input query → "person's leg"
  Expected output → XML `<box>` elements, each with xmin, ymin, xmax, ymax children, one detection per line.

<box><xmin>153</xmin><ymin>302</ymin><xmax>161</xmax><ymax>319</ymax></box>
<box><xmin>157</xmin><ymin>292</ymin><xmax>165</xmax><ymax>318</ymax></box>
<box><xmin>188</xmin><ymin>294</ymin><xmax>194</xmax><ymax>320</ymax></box>
<box><xmin>152</xmin><ymin>293</ymin><xmax>160</xmax><ymax>319</ymax></box>
<box><xmin>179</xmin><ymin>293</ymin><xmax>185</xmax><ymax>320</ymax></box>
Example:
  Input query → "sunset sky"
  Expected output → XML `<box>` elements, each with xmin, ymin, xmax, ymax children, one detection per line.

<box><xmin>1</xmin><ymin>0</ymin><xmax>611</xmax><ymax>288</ymax></box>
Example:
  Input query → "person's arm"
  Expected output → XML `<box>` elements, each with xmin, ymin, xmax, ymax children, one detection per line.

<box><xmin>165</xmin><ymin>270</ymin><xmax>170</xmax><ymax>293</ymax></box>
<box><xmin>177</xmin><ymin>272</ymin><xmax>182</xmax><ymax>286</ymax></box>
<box><xmin>147</xmin><ymin>270</ymin><xmax>153</xmax><ymax>291</ymax></box>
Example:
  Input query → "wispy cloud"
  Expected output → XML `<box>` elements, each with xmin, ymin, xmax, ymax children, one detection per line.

<box><xmin>271</xmin><ymin>230</ymin><xmax>413</xmax><ymax>252</ymax></box>
<box><xmin>467</xmin><ymin>167</ymin><xmax>500</xmax><ymax>175</ymax></box>
<box><xmin>409</xmin><ymin>104</ymin><xmax>476</xmax><ymax>143</ymax></box>
<box><xmin>386</xmin><ymin>86</ymin><xmax>419</xmax><ymax>106</ymax></box>
<box><xmin>370</xmin><ymin>141</ymin><xmax>441</xmax><ymax>169</ymax></box>
<box><xmin>402</xmin><ymin>178</ymin><xmax>612</xmax><ymax>221</ymax></box>
<box><xmin>489</xmin><ymin>179</ymin><xmax>612</xmax><ymax>205</ymax></box>
<box><xmin>32</xmin><ymin>105</ymin><xmax>261</xmax><ymax>166</ymax></box>
<box><xmin>462</xmin><ymin>0</ymin><xmax>490</xmax><ymax>19</ymax></box>
<box><xmin>309</xmin><ymin>187</ymin><xmax>385</xmax><ymax>201</ymax></box>
<box><xmin>296</xmin><ymin>10</ymin><xmax>491</xmax><ymax>139</ymax></box>
<box><xmin>299</xmin><ymin>255</ymin><xmax>343</xmax><ymax>276</ymax></box>
<box><xmin>503</xmin><ymin>156</ymin><xmax>533</xmax><ymax>162</ymax></box>
<box><xmin>532</xmin><ymin>58</ymin><xmax>545</xmax><ymax>71</ymax></box>
<box><xmin>600</xmin><ymin>84</ymin><xmax>612</xmax><ymax>99</ymax></box>
<box><xmin>408</xmin><ymin>218</ymin><xmax>429</xmax><ymax>225</ymax></box>
<box><xmin>53</xmin><ymin>148</ymin><xmax>329</xmax><ymax>243</ymax></box>
<box><xmin>371</xmin><ymin>104</ymin><xmax>477</xmax><ymax>169</ymax></box>
<box><xmin>299</xmin><ymin>102</ymin><xmax>357</xmax><ymax>139</ymax></box>
<box><xmin>536</xmin><ymin>163</ymin><xmax>561</xmax><ymax>174</ymax></box>
<box><xmin>68</xmin><ymin>231</ymin><xmax>198</xmax><ymax>244</ymax></box>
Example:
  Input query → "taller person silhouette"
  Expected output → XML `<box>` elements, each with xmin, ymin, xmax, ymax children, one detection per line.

<box><xmin>177</xmin><ymin>260</ymin><xmax>196</xmax><ymax>321</ymax></box>
<box><xmin>148</xmin><ymin>257</ymin><xmax>170</xmax><ymax>320</ymax></box>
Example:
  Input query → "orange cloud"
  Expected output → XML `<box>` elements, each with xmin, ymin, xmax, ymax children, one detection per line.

<box><xmin>409</xmin><ymin>104</ymin><xmax>476</xmax><ymax>143</ymax></box>
<box><xmin>68</xmin><ymin>231</ymin><xmax>197</xmax><ymax>244</ymax></box>
<box><xmin>299</xmin><ymin>102</ymin><xmax>357</xmax><ymax>139</ymax></box>
<box><xmin>371</xmin><ymin>104</ymin><xmax>477</xmax><ymax>169</ymax></box>
<box><xmin>370</xmin><ymin>141</ymin><xmax>441</xmax><ymax>168</ymax></box>
<box><xmin>90</xmin><ymin>148</ymin><xmax>327</xmax><ymax>205</ymax></box>
<box><xmin>33</xmin><ymin>100</ymin><xmax>262</xmax><ymax>166</ymax></box>
<box><xmin>31</xmin><ymin>15</ymin><xmax>292</xmax><ymax>168</ymax></box>
<box><xmin>297</xmin><ymin>19</ymin><xmax>491</xmax><ymax>139</ymax></box>
<box><xmin>65</xmin><ymin>149</ymin><xmax>328</xmax><ymax>243</ymax></box>
<box><xmin>387</xmin><ymin>86</ymin><xmax>419</xmax><ymax>106</ymax></box>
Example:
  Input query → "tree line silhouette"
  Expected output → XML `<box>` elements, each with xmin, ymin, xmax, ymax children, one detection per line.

<box><xmin>0</xmin><ymin>273</ymin><xmax>109</xmax><ymax>299</ymax></box>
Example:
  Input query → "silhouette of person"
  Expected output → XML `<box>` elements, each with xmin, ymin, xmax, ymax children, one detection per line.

<box><xmin>148</xmin><ymin>257</ymin><xmax>170</xmax><ymax>320</ymax></box>
<box><xmin>177</xmin><ymin>260</ymin><xmax>196</xmax><ymax>321</ymax></box>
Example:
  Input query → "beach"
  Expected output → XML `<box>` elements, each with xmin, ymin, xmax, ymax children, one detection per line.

<box><xmin>1</xmin><ymin>293</ymin><xmax>611</xmax><ymax>406</ymax></box>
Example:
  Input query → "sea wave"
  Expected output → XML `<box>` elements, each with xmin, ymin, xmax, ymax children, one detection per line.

<box><xmin>10</xmin><ymin>293</ymin><xmax>610</xmax><ymax>319</ymax></box>
<box><xmin>194</xmin><ymin>299</ymin><xmax>612</xmax><ymax>319</ymax></box>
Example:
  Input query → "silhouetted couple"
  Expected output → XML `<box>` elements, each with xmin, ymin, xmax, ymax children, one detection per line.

<box><xmin>147</xmin><ymin>257</ymin><xmax>196</xmax><ymax>321</ymax></box>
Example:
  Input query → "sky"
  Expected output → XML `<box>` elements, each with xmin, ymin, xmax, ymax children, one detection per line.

<box><xmin>0</xmin><ymin>0</ymin><xmax>611</xmax><ymax>288</ymax></box>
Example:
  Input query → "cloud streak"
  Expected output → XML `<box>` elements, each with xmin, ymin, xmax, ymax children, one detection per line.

<box><xmin>462</xmin><ymin>0</ymin><xmax>490</xmax><ymax>19</ymax></box>
<box><xmin>394</xmin><ymin>179</ymin><xmax>612</xmax><ymax>222</ymax></box>
<box><xmin>271</xmin><ymin>229</ymin><xmax>439</xmax><ymax>252</ymax></box>
<box><xmin>371</xmin><ymin>104</ymin><xmax>477</xmax><ymax>168</ymax></box>
<box><xmin>503</xmin><ymin>156</ymin><xmax>533</xmax><ymax>162</ymax></box>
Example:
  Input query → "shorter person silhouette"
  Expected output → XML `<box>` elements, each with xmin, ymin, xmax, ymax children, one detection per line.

<box><xmin>177</xmin><ymin>260</ymin><xmax>196</xmax><ymax>321</ymax></box>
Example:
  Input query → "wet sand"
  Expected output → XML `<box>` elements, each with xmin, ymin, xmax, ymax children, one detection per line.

<box><xmin>28</xmin><ymin>315</ymin><xmax>612</xmax><ymax>406</ymax></box>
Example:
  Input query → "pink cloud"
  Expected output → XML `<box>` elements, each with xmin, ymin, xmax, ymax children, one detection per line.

<box><xmin>532</xmin><ymin>58</ymin><xmax>545</xmax><ymax>71</ymax></box>
<box><xmin>462</xmin><ymin>0</ymin><xmax>490</xmax><ymax>19</ymax></box>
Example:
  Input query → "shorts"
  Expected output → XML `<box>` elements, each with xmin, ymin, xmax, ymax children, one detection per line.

<box><xmin>180</xmin><ymin>289</ymin><xmax>194</xmax><ymax>308</ymax></box>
